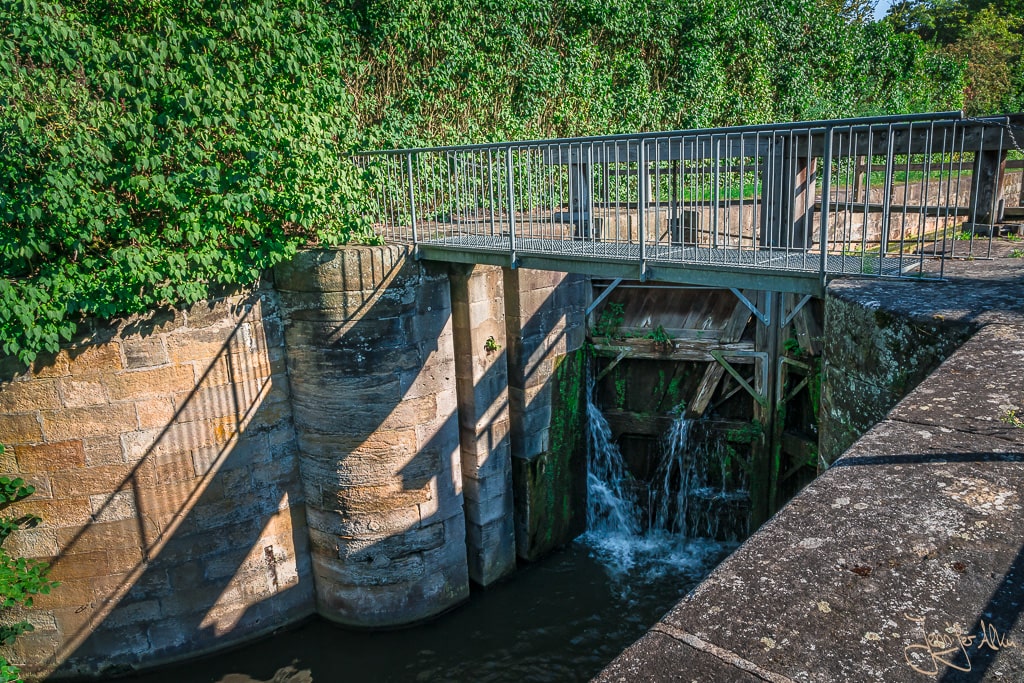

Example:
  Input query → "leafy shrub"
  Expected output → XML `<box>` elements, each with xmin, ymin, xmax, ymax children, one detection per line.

<box><xmin>0</xmin><ymin>446</ymin><xmax>59</xmax><ymax>683</ymax></box>
<box><xmin>0</xmin><ymin>0</ymin><xmax>374</xmax><ymax>365</ymax></box>
<box><xmin>0</xmin><ymin>0</ymin><xmax>964</xmax><ymax>366</ymax></box>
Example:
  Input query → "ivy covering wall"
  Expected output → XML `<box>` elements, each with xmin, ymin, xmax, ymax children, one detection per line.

<box><xmin>1</xmin><ymin>0</ymin><xmax>965</xmax><ymax>366</ymax></box>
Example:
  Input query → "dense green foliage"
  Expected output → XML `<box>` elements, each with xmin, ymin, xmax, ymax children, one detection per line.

<box><xmin>0</xmin><ymin>0</ymin><xmax>968</xmax><ymax>366</ymax></box>
<box><xmin>349</xmin><ymin>0</ymin><xmax>964</xmax><ymax>143</ymax></box>
<box><xmin>887</xmin><ymin>0</ymin><xmax>1023</xmax><ymax>113</ymax></box>
<box><xmin>0</xmin><ymin>0</ymin><xmax>373</xmax><ymax>365</ymax></box>
<box><xmin>0</xmin><ymin>447</ymin><xmax>58</xmax><ymax>683</ymax></box>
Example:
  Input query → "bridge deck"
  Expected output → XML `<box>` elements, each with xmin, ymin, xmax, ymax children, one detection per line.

<box><xmin>414</xmin><ymin>235</ymin><xmax>923</xmax><ymax>295</ymax></box>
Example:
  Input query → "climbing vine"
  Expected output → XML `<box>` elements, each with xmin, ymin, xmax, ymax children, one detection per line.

<box><xmin>0</xmin><ymin>446</ymin><xmax>58</xmax><ymax>683</ymax></box>
<box><xmin>0</xmin><ymin>0</ymin><xmax>965</xmax><ymax>367</ymax></box>
<box><xmin>0</xmin><ymin>1</ymin><xmax>375</xmax><ymax>367</ymax></box>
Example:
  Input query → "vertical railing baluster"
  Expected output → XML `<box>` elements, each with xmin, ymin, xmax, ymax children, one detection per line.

<box><xmin>638</xmin><ymin>139</ymin><xmax>646</xmax><ymax>279</ymax></box>
<box><xmin>506</xmin><ymin>147</ymin><xmax>516</xmax><ymax>266</ymax></box>
<box><xmin>406</xmin><ymin>152</ymin><xmax>418</xmax><ymax>248</ymax></box>
<box><xmin>819</xmin><ymin>126</ymin><xmax>834</xmax><ymax>285</ymax></box>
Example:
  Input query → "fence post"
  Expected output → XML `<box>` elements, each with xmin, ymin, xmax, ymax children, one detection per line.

<box><xmin>819</xmin><ymin>127</ymin><xmax>833</xmax><ymax>286</ymax></box>
<box><xmin>405</xmin><ymin>153</ymin><xmax>418</xmax><ymax>250</ymax></box>
<box><xmin>638</xmin><ymin>139</ymin><xmax>647</xmax><ymax>280</ymax></box>
<box><xmin>506</xmin><ymin>147</ymin><xmax>517</xmax><ymax>267</ymax></box>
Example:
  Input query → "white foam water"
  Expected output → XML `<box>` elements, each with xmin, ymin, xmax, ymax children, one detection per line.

<box><xmin>582</xmin><ymin>378</ymin><xmax>734</xmax><ymax>585</ymax></box>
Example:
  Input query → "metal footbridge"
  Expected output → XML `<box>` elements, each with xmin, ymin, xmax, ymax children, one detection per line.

<box><xmin>358</xmin><ymin>111</ymin><xmax>1020</xmax><ymax>295</ymax></box>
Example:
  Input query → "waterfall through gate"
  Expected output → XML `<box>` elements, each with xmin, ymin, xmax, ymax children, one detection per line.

<box><xmin>582</xmin><ymin>372</ymin><xmax>735</xmax><ymax>580</ymax></box>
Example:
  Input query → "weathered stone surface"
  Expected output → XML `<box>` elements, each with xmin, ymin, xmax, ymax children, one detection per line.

<box><xmin>0</xmin><ymin>380</ymin><xmax>61</xmax><ymax>413</ymax></box>
<box><xmin>105</xmin><ymin>365</ymin><xmax>197</xmax><ymax>402</ymax></box>
<box><xmin>274</xmin><ymin>245</ymin><xmax>411</xmax><ymax>294</ymax></box>
<box><xmin>121</xmin><ymin>336</ymin><xmax>170</xmax><ymax>369</ymax></box>
<box><xmin>594</xmin><ymin>630</ymin><xmax>764</xmax><ymax>683</ymax></box>
<box><xmin>66</xmin><ymin>343</ymin><xmax>124</xmax><ymax>376</ymax></box>
<box><xmin>599</xmin><ymin>246</ymin><xmax>1024</xmax><ymax>682</ymax></box>
<box><xmin>449</xmin><ymin>263</ymin><xmax>516</xmax><ymax>585</ymax></box>
<box><xmin>0</xmin><ymin>285</ymin><xmax>310</xmax><ymax>680</ymax></box>
<box><xmin>311</xmin><ymin>533</ymin><xmax>469</xmax><ymax>627</ymax></box>
<box><xmin>15</xmin><ymin>440</ymin><xmax>86</xmax><ymax>472</ymax></box>
<box><xmin>278</xmin><ymin>246</ymin><xmax>469</xmax><ymax>626</ymax></box>
<box><xmin>821</xmin><ymin>245</ymin><xmax>1024</xmax><ymax>465</ymax></box>
<box><xmin>40</xmin><ymin>404</ymin><xmax>137</xmax><ymax>442</ymax></box>
<box><xmin>0</xmin><ymin>412</ymin><xmax>44</xmax><ymax>444</ymax></box>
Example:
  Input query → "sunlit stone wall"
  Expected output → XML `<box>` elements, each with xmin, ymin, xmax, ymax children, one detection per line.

<box><xmin>274</xmin><ymin>246</ymin><xmax>470</xmax><ymax>627</ymax></box>
<box><xmin>0</xmin><ymin>284</ymin><xmax>313</xmax><ymax>679</ymax></box>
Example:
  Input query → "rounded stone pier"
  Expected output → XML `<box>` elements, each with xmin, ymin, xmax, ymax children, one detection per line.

<box><xmin>274</xmin><ymin>246</ymin><xmax>470</xmax><ymax>627</ymax></box>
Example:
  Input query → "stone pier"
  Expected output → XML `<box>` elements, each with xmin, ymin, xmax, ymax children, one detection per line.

<box><xmin>503</xmin><ymin>268</ymin><xmax>589</xmax><ymax>561</ymax></box>
<box><xmin>274</xmin><ymin>247</ymin><xmax>470</xmax><ymax>627</ymax></box>
<box><xmin>0</xmin><ymin>246</ymin><xmax>594</xmax><ymax>677</ymax></box>
<box><xmin>449</xmin><ymin>264</ymin><xmax>517</xmax><ymax>586</ymax></box>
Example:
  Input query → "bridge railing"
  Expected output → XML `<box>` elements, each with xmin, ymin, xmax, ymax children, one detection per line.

<box><xmin>357</xmin><ymin>112</ymin><xmax>1020</xmax><ymax>283</ymax></box>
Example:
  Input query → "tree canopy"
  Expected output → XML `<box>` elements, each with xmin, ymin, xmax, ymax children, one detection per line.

<box><xmin>886</xmin><ymin>0</ymin><xmax>1023</xmax><ymax>113</ymax></box>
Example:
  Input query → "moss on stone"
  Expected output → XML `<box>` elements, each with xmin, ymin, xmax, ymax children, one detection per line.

<box><xmin>512</xmin><ymin>348</ymin><xmax>588</xmax><ymax>561</ymax></box>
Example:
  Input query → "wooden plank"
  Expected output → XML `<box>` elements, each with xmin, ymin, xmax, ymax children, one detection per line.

<box><xmin>968</xmin><ymin>149</ymin><xmax>1008</xmax><ymax>226</ymax></box>
<box><xmin>780</xmin><ymin>431</ymin><xmax>818</xmax><ymax>482</ymax></box>
<box><xmin>601</xmin><ymin>410</ymin><xmax>750</xmax><ymax>438</ymax></box>
<box><xmin>687</xmin><ymin>295</ymin><xmax>754</xmax><ymax>417</ymax></box>
<box><xmin>595</xmin><ymin>347</ymin><xmax>629</xmax><ymax>382</ymax></box>
<box><xmin>591</xmin><ymin>340</ymin><xmax>756</xmax><ymax>363</ymax></box>
<box><xmin>789</xmin><ymin>294</ymin><xmax>822</xmax><ymax>357</ymax></box>
<box><xmin>615</xmin><ymin>327</ymin><xmax>723</xmax><ymax>341</ymax></box>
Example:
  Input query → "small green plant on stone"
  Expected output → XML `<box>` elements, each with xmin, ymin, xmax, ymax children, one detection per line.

<box><xmin>1010</xmin><ymin>248</ymin><xmax>1024</xmax><ymax>258</ymax></box>
<box><xmin>0</xmin><ymin>445</ymin><xmax>59</xmax><ymax>683</ymax></box>
<box><xmin>593</xmin><ymin>302</ymin><xmax>625</xmax><ymax>339</ymax></box>
<box><xmin>1001</xmin><ymin>409</ymin><xmax>1024</xmax><ymax>429</ymax></box>
<box><xmin>953</xmin><ymin>229</ymin><xmax>975</xmax><ymax>241</ymax></box>
<box><xmin>484</xmin><ymin>336</ymin><xmax>501</xmax><ymax>352</ymax></box>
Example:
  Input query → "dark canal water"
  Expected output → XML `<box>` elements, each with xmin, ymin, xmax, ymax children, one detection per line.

<box><xmin>128</xmin><ymin>385</ymin><xmax>737</xmax><ymax>683</ymax></box>
<box><xmin>126</xmin><ymin>535</ymin><xmax>731</xmax><ymax>683</ymax></box>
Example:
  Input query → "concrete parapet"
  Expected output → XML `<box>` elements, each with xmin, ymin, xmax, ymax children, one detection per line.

<box><xmin>275</xmin><ymin>247</ymin><xmax>470</xmax><ymax>626</ymax></box>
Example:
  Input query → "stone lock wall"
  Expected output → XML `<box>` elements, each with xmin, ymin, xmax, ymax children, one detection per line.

<box><xmin>819</xmin><ymin>287</ymin><xmax>975</xmax><ymax>466</ymax></box>
<box><xmin>0</xmin><ymin>247</ymin><xmax>592</xmax><ymax>677</ymax></box>
<box><xmin>274</xmin><ymin>247</ymin><xmax>470</xmax><ymax>627</ymax></box>
<box><xmin>503</xmin><ymin>269</ymin><xmax>589</xmax><ymax>561</ymax></box>
<box><xmin>0</xmin><ymin>285</ymin><xmax>313</xmax><ymax>679</ymax></box>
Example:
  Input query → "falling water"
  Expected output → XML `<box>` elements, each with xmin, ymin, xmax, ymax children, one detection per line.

<box><xmin>582</xmin><ymin>376</ymin><xmax>731</xmax><ymax>581</ymax></box>
<box><xmin>586</xmin><ymin>395</ymin><xmax>641</xmax><ymax>538</ymax></box>
<box><xmin>649</xmin><ymin>413</ymin><xmax>697</xmax><ymax>535</ymax></box>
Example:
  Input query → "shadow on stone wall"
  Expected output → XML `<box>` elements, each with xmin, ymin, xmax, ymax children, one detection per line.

<box><xmin>2</xmin><ymin>248</ymin><xmax>590</xmax><ymax>678</ymax></box>
<box><xmin>275</xmin><ymin>248</ymin><xmax>470</xmax><ymax>628</ymax></box>
<box><xmin>1</xmin><ymin>292</ymin><xmax>313</xmax><ymax>679</ymax></box>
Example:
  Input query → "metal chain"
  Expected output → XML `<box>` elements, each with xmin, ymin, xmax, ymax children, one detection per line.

<box><xmin>964</xmin><ymin>115</ymin><xmax>1024</xmax><ymax>154</ymax></box>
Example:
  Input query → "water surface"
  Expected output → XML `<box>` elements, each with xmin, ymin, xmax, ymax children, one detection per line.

<box><xmin>127</xmin><ymin>537</ymin><xmax>730</xmax><ymax>683</ymax></box>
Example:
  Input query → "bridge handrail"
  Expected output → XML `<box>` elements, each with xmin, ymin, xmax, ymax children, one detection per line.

<box><xmin>356</xmin><ymin>112</ymin><xmax>1017</xmax><ymax>293</ymax></box>
<box><xmin>358</xmin><ymin>111</ymin><xmax>979</xmax><ymax>156</ymax></box>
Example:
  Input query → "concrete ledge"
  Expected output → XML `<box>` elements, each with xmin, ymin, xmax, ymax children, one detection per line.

<box><xmin>597</xmin><ymin>252</ymin><xmax>1024</xmax><ymax>682</ymax></box>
